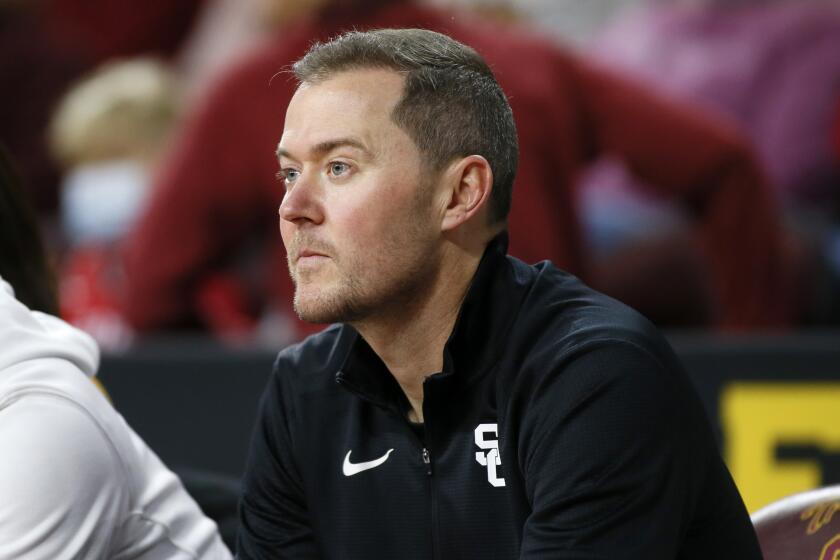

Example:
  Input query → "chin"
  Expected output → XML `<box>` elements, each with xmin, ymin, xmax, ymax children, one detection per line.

<box><xmin>293</xmin><ymin>290</ymin><xmax>364</xmax><ymax>325</ymax></box>
<box><xmin>293</xmin><ymin>305</ymin><xmax>340</xmax><ymax>325</ymax></box>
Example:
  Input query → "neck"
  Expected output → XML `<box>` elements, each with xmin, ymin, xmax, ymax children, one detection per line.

<box><xmin>352</xmin><ymin>242</ymin><xmax>483</xmax><ymax>423</ymax></box>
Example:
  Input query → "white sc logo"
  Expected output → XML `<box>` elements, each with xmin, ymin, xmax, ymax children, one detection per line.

<box><xmin>474</xmin><ymin>423</ymin><xmax>506</xmax><ymax>487</ymax></box>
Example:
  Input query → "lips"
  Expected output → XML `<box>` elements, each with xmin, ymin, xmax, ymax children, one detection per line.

<box><xmin>298</xmin><ymin>249</ymin><xmax>328</xmax><ymax>260</ymax></box>
<box><xmin>288</xmin><ymin>236</ymin><xmax>333</xmax><ymax>266</ymax></box>
<box><xmin>293</xmin><ymin>247</ymin><xmax>332</xmax><ymax>267</ymax></box>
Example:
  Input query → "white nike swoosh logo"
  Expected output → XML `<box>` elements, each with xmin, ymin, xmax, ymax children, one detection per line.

<box><xmin>342</xmin><ymin>449</ymin><xmax>394</xmax><ymax>477</ymax></box>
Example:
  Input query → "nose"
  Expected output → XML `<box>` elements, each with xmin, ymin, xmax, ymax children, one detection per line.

<box><xmin>278</xmin><ymin>173</ymin><xmax>324</xmax><ymax>226</ymax></box>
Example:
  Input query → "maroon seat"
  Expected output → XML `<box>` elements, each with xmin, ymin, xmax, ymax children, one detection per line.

<box><xmin>752</xmin><ymin>485</ymin><xmax>840</xmax><ymax>559</ymax></box>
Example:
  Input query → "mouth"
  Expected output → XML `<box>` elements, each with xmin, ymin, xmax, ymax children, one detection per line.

<box><xmin>295</xmin><ymin>249</ymin><xmax>330</xmax><ymax>265</ymax></box>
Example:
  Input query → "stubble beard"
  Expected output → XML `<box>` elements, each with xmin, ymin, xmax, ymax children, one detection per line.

<box><xmin>289</xmin><ymin>191</ymin><xmax>438</xmax><ymax>325</ymax></box>
<box><xmin>290</xmin><ymin>257</ymin><xmax>367</xmax><ymax>324</ymax></box>
<box><xmin>289</xmin><ymin>235</ymin><xmax>438</xmax><ymax>326</ymax></box>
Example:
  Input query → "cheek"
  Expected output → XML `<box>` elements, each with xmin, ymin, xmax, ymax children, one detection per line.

<box><xmin>329</xmin><ymin>186</ymin><xmax>389</xmax><ymax>236</ymax></box>
<box><xmin>328</xmin><ymin>170</ymin><xmax>428</xmax><ymax>250</ymax></box>
<box><xmin>334</xmin><ymin>206</ymin><xmax>383</xmax><ymax>247</ymax></box>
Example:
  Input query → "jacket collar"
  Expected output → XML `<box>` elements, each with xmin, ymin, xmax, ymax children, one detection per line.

<box><xmin>335</xmin><ymin>232</ymin><xmax>526</xmax><ymax>413</ymax></box>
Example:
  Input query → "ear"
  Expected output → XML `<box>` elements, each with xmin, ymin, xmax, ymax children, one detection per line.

<box><xmin>440</xmin><ymin>155</ymin><xmax>493</xmax><ymax>232</ymax></box>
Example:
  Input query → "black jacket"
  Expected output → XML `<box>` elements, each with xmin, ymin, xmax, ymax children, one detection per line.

<box><xmin>237</xmin><ymin>235</ymin><xmax>762</xmax><ymax>559</ymax></box>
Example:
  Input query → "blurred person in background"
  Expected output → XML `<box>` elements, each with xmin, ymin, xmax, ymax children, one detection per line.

<box><xmin>590</xmin><ymin>0</ymin><xmax>840</xmax><ymax>323</ymax></box>
<box><xmin>122</xmin><ymin>0</ymin><xmax>794</xmax><ymax>343</ymax></box>
<box><xmin>424</xmin><ymin>0</ymin><xmax>646</xmax><ymax>45</ymax></box>
<box><xmin>175</xmin><ymin>0</ymin><xmax>276</xmax><ymax>102</ymax></box>
<box><xmin>48</xmin><ymin>58</ymin><xmax>181</xmax><ymax>350</ymax></box>
<box><xmin>42</xmin><ymin>0</ymin><xmax>207</xmax><ymax>62</ymax></box>
<box><xmin>0</xmin><ymin>145</ymin><xmax>232</xmax><ymax>559</ymax></box>
<box><xmin>595</xmin><ymin>0</ymin><xmax>840</xmax><ymax>206</ymax></box>
<box><xmin>1</xmin><ymin>0</ymin><xmax>208</xmax><ymax>224</ymax></box>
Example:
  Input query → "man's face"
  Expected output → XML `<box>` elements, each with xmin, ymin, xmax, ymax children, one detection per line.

<box><xmin>277</xmin><ymin>68</ymin><xmax>443</xmax><ymax>324</ymax></box>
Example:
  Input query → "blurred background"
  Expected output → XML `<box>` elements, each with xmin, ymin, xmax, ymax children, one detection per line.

<box><xmin>2</xmin><ymin>0</ymin><xmax>840</xmax><ymax>520</ymax></box>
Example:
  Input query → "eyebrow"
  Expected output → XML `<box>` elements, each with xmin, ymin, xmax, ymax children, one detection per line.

<box><xmin>276</xmin><ymin>138</ymin><xmax>373</xmax><ymax>161</ymax></box>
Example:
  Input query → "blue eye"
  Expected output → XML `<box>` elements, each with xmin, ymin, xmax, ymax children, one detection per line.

<box><xmin>329</xmin><ymin>162</ymin><xmax>350</xmax><ymax>177</ymax></box>
<box><xmin>278</xmin><ymin>168</ymin><xmax>300</xmax><ymax>185</ymax></box>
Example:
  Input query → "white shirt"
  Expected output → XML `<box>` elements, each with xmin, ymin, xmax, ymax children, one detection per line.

<box><xmin>0</xmin><ymin>277</ymin><xmax>232</xmax><ymax>559</ymax></box>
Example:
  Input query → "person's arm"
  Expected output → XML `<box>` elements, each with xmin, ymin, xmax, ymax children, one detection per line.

<box><xmin>517</xmin><ymin>341</ymin><xmax>759</xmax><ymax>558</ymax></box>
<box><xmin>566</xmin><ymin>53</ymin><xmax>791</xmax><ymax>328</ymax></box>
<box><xmin>238</xmin><ymin>366</ymin><xmax>317</xmax><ymax>559</ymax></box>
<box><xmin>0</xmin><ymin>395</ymin><xmax>128</xmax><ymax>559</ymax></box>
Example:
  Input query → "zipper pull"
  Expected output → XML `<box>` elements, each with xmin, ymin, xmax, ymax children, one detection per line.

<box><xmin>422</xmin><ymin>447</ymin><xmax>432</xmax><ymax>476</ymax></box>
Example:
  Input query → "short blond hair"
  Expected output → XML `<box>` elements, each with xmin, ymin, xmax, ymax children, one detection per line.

<box><xmin>49</xmin><ymin>58</ymin><xmax>179</xmax><ymax>167</ymax></box>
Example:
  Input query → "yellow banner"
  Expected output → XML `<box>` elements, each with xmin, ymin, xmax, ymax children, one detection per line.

<box><xmin>722</xmin><ymin>383</ymin><xmax>840</xmax><ymax>513</ymax></box>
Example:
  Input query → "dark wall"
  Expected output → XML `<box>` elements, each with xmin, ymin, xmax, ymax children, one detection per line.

<box><xmin>99</xmin><ymin>338</ymin><xmax>275</xmax><ymax>477</ymax></box>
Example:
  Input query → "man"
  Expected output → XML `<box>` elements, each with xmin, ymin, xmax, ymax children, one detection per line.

<box><xmin>123</xmin><ymin>0</ymin><xmax>792</xmax><ymax>339</ymax></box>
<box><xmin>237</xmin><ymin>29</ymin><xmax>762</xmax><ymax>558</ymax></box>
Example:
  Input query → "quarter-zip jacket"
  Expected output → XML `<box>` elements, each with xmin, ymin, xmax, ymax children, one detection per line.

<box><xmin>238</xmin><ymin>235</ymin><xmax>762</xmax><ymax>559</ymax></box>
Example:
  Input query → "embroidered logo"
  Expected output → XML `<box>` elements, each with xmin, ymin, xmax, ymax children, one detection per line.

<box><xmin>474</xmin><ymin>423</ymin><xmax>506</xmax><ymax>487</ymax></box>
<box><xmin>342</xmin><ymin>449</ymin><xmax>394</xmax><ymax>477</ymax></box>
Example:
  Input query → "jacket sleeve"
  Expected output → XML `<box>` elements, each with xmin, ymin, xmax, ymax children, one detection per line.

<box><xmin>238</xmin><ymin>365</ymin><xmax>317</xmax><ymax>559</ymax></box>
<box><xmin>565</xmin><ymin>53</ymin><xmax>791</xmax><ymax>328</ymax></box>
<box><xmin>516</xmin><ymin>341</ymin><xmax>757</xmax><ymax>558</ymax></box>
<box><xmin>0</xmin><ymin>395</ymin><xmax>129</xmax><ymax>559</ymax></box>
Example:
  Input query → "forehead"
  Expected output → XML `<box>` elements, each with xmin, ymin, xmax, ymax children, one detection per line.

<box><xmin>280</xmin><ymin>68</ymin><xmax>407</xmax><ymax>155</ymax></box>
